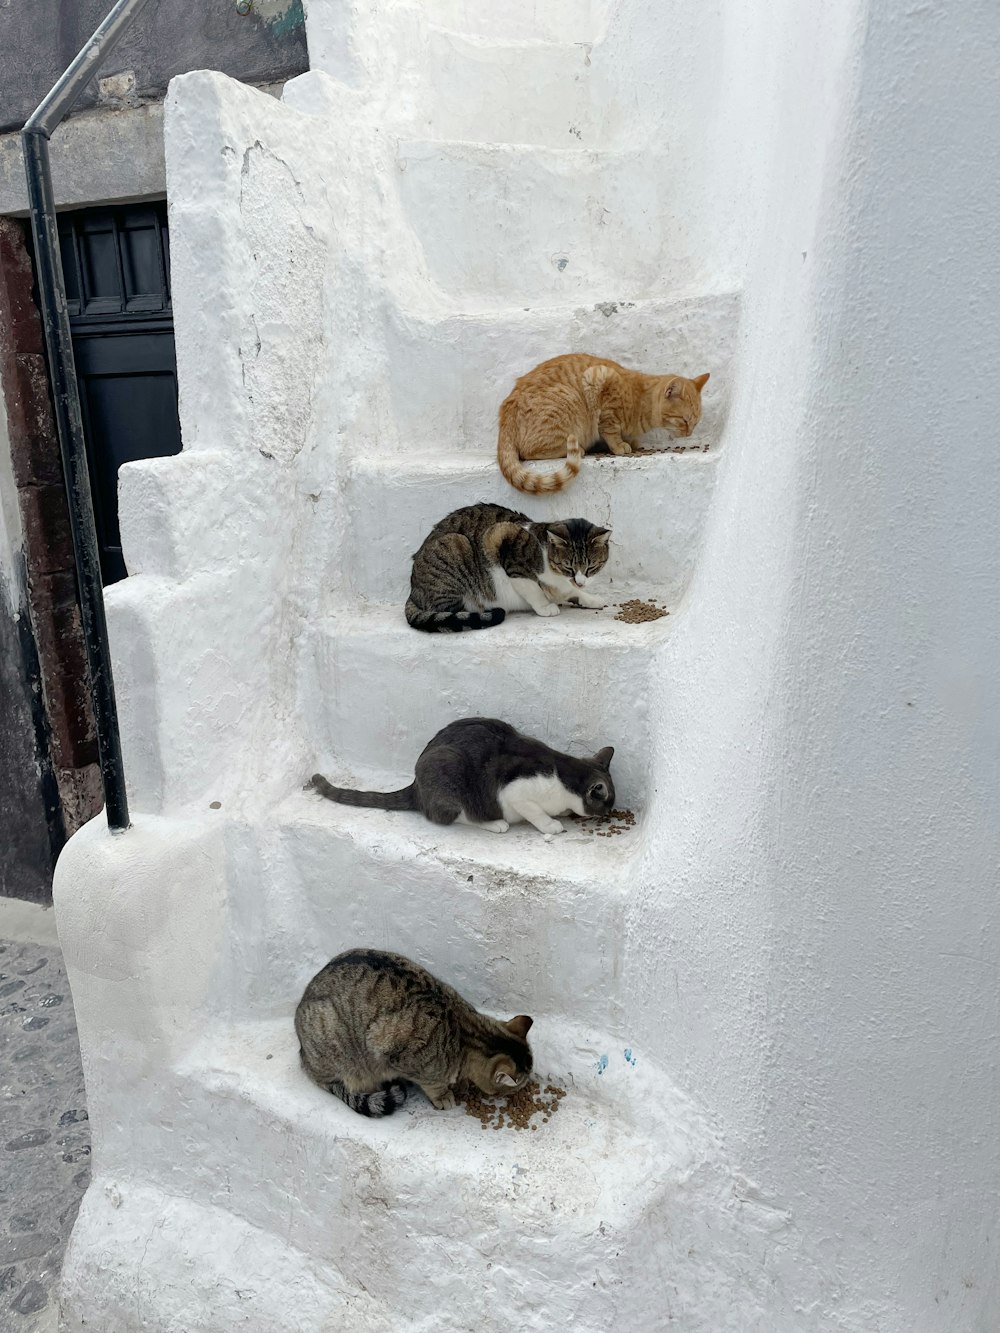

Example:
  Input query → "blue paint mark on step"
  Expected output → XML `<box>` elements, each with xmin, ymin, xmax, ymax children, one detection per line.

<box><xmin>596</xmin><ymin>1054</ymin><xmax>608</xmax><ymax>1075</ymax></box>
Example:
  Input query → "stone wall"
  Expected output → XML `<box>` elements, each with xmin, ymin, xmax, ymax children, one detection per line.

<box><xmin>0</xmin><ymin>219</ymin><xmax>103</xmax><ymax>900</ymax></box>
<box><xmin>0</xmin><ymin>0</ymin><xmax>307</xmax><ymax>133</ymax></box>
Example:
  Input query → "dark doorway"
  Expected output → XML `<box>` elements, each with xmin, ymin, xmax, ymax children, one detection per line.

<box><xmin>57</xmin><ymin>201</ymin><xmax>180</xmax><ymax>584</ymax></box>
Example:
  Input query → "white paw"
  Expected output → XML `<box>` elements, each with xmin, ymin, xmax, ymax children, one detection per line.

<box><xmin>542</xmin><ymin>820</ymin><xmax>566</xmax><ymax>838</ymax></box>
<box><xmin>535</xmin><ymin>602</ymin><xmax>560</xmax><ymax>617</ymax></box>
<box><xmin>482</xmin><ymin>819</ymin><xmax>510</xmax><ymax>834</ymax></box>
<box><xmin>578</xmin><ymin>594</ymin><xmax>607</xmax><ymax>609</ymax></box>
<box><xmin>431</xmin><ymin>1090</ymin><xmax>457</xmax><ymax>1110</ymax></box>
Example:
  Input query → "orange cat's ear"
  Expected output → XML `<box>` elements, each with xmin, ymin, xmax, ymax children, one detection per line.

<box><xmin>507</xmin><ymin>1015</ymin><xmax>533</xmax><ymax>1039</ymax></box>
<box><xmin>692</xmin><ymin>372</ymin><xmax>711</xmax><ymax>391</ymax></box>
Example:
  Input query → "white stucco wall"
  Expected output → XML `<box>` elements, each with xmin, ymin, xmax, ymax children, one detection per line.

<box><xmin>628</xmin><ymin>0</ymin><xmax>1000</xmax><ymax>1327</ymax></box>
<box><xmin>53</xmin><ymin>0</ymin><xmax>998</xmax><ymax>1328</ymax></box>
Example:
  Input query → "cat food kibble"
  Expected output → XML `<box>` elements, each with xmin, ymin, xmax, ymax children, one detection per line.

<box><xmin>569</xmin><ymin>807</ymin><xmax>636</xmax><ymax>837</ymax></box>
<box><xmin>615</xmin><ymin>598</ymin><xmax>669</xmax><ymax>624</ymax></box>
<box><xmin>629</xmin><ymin>444</ymin><xmax>682</xmax><ymax>456</ymax></box>
<box><xmin>460</xmin><ymin>1078</ymin><xmax>566</xmax><ymax>1131</ymax></box>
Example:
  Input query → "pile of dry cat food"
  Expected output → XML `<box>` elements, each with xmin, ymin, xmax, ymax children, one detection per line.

<box><xmin>635</xmin><ymin>441</ymin><xmax>711</xmax><ymax>455</ymax></box>
<box><xmin>460</xmin><ymin>1078</ymin><xmax>566</xmax><ymax>1131</ymax></box>
<box><xmin>595</xmin><ymin>807</ymin><xmax>636</xmax><ymax>838</ymax></box>
<box><xmin>571</xmin><ymin>807</ymin><xmax>636</xmax><ymax>838</ymax></box>
<box><xmin>614</xmin><ymin>598</ymin><xmax>669</xmax><ymax>624</ymax></box>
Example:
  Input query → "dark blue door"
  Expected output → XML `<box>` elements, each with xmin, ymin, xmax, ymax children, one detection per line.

<box><xmin>58</xmin><ymin>202</ymin><xmax>180</xmax><ymax>584</ymax></box>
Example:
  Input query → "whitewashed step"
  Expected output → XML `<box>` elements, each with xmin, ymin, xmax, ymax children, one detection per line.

<box><xmin>239</xmin><ymin>791</ymin><xmax>635</xmax><ymax>1032</ymax></box>
<box><xmin>395</xmin><ymin>0</ymin><xmax>606</xmax><ymax>44</ymax></box>
<box><xmin>413</xmin><ymin>30</ymin><xmax>604</xmax><ymax>147</ymax></box>
<box><xmin>302</xmin><ymin>600</ymin><xmax>667</xmax><ymax>806</ymax></box>
<box><xmin>383</xmin><ymin>289</ymin><xmax>738</xmax><ymax>453</ymax></box>
<box><xmin>147</xmin><ymin>1014</ymin><xmax>756</xmax><ymax>1332</ymax></box>
<box><xmin>396</xmin><ymin>140</ymin><xmax>708</xmax><ymax>303</ymax></box>
<box><xmin>61</xmin><ymin>1182</ymin><xmax>388</xmax><ymax>1331</ymax></box>
<box><xmin>334</xmin><ymin>448</ymin><xmax>718</xmax><ymax>606</ymax></box>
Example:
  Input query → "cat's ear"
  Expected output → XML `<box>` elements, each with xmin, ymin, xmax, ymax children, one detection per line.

<box><xmin>506</xmin><ymin>1015</ymin><xmax>534</xmax><ymax>1039</ymax></box>
<box><xmin>592</xmin><ymin>746</ymin><xmax>615</xmax><ymax>769</ymax></box>
<box><xmin>692</xmin><ymin>372</ymin><xmax>710</xmax><ymax>391</ymax></box>
<box><xmin>495</xmin><ymin>1070</ymin><xmax>518</xmax><ymax>1088</ymax></box>
<box><xmin>591</xmin><ymin>527</ymin><xmax>611</xmax><ymax>542</ymax></box>
<box><xmin>547</xmin><ymin>524</ymin><xmax>570</xmax><ymax>547</ymax></box>
<box><xmin>665</xmin><ymin>377</ymin><xmax>682</xmax><ymax>399</ymax></box>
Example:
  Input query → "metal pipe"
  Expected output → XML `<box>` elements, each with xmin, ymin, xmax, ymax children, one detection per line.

<box><xmin>24</xmin><ymin>0</ymin><xmax>154</xmax><ymax>137</ymax></box>
<box><xmin>21</xmin><ymin>0</ymin><xmax>154</xmax><ymax>833</ymax></box>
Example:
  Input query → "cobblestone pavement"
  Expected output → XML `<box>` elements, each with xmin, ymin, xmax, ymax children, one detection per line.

<box><xmin>0</xmin><ymin>901</ymin><xmax>89</xmax><ymax>1332</ymax></box>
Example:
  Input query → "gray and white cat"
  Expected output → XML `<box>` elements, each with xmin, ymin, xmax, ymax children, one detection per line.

<box><xmin>406</xmin><ymin>502</ymin><xmax>611</xmax><ymax>632</ymax></box>
<box><xmin>295</xmin><ymin>948</ymin><xmax>534</xmax><ymax>1116</ymax></box>
<box><xmin>309</xmin><ymin>717</ymin><xmax>615</xmax><ymax>837</ymax></box>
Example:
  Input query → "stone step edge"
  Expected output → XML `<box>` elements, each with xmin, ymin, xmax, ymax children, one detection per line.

<box><xmin>273</xmin><ymin>788</ymin><xmax>645</xmax><ymax>885</ymax></box>
<box><xmin>386</xmin><ymin>284</ymin><xmax>742</xmax><ymax>326</ymax></box>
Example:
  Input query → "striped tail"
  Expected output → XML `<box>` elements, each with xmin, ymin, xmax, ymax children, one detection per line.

<box><xmin>405</xmin><ymin>600</ymin><xmax>506</xmax><ymax>633</ymax></box>
<box><xmin>308</xmin><ymin>773</ymin><xmax>418</xmax><ymax>810</ymax></box>
<box><xmin>327</xmin><ymin>1076</ymin><xmax>408</xmax><ymax>1118</ymax></box>
<box><xmin>498</xmin><ymin>400</ymin><xmax>583</xmax><ymax>493</ymax></box>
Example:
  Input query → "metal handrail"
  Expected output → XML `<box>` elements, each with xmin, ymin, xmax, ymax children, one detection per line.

<box><xmin>21</xmin><ymin>0</ymin><xmax>154</xmax><ymax>833</ymax></box>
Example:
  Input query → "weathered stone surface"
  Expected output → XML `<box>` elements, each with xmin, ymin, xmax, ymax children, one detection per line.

<box><xmin>0</xmin><ymin>1232</ymin><xmax>59</xmax><ymax>1264</ymax></box>
<box><xmin>5</xmin><ymin>355</ymin><xmax>62</xmax><ymax>490</ymax></box>
<box><xmin>11</xmin><ymin>1278</ymin><xmax>48</xmax><ymax>1316</ymax></box>
<box><xmin>0</xmin><ymin>1</ymin><xmax>307</xmax><ymax>135</ymax></box>
<box><xmin>0</xmin><ymin>932</ymin><xmax>89</xmax><ymax>1328</ymax></box>
<box><xmin>54</xmin><ymin>764</ymin><xmax>102</xmax><ymax>839</ymax></box>
<box><xmin>17</xmin><ymin>486</ymin><xmax>73</xmax><ymax>578</ymax></box>
<box><xmin>0</xmin><ymin>214</ymin><xmax>101</xmax><ymax>869</ymax></box>
<box><xmin>4</xmin><ymin>1129</ymin><xmax>52</xmax><ymax>1151</ymax></box>
<box><xmin>22</xmin><ymin>572</ymin><xmax>97</xmax><ymax>773</ymax></box>
<box><xmin>0</xmin><ymin>576</ymin><xmax>55</xmax><ymax>906</ymax></box>
<box><xmin>0</xmin><ymin>220</ymin><xmax>42</xmax><ymax>355</ymax></box>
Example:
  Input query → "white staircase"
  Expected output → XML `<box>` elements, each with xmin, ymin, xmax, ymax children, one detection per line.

<box><xmin>53</xmin><ymin>3</ymin><xmax>816</xmax><ymax>1330</ymax></box>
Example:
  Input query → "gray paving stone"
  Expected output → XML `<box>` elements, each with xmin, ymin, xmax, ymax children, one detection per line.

<box><xmin>0</xmin><ymin>932</ymin><xmax>89</xmax><ymax>1331</ymax></box>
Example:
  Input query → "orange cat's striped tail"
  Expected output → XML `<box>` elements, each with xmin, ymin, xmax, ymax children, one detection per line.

<box><xmin>497</xmin><ymin>400</ymin><xmax>583</xmax><ymax>494</ymax></box>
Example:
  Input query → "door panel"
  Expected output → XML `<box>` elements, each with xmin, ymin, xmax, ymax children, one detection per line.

<box><xmin>57</xmin><ymin>201</ymin><xmax>180</xmax><ymax>584</ymax></box>
<box><xmin>74</xmin><ymin>331</ymin><xmax>181</xmax><ymax>584</ymax></box>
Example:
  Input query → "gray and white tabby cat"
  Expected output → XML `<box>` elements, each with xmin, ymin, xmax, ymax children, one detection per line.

<box><xmin>310</xmin><ymin>716</ymin><xmax>615</xmax><ymax>837</ymax></box>
<box><xmin>295</xmin><ymin>948</ymin><xmax>534</xmax><ymax>1116</ymax></box>
<box><xmin>406</xmin><ymin>502</ymin><xmax>611</xmax><ymax>632</ymax></box>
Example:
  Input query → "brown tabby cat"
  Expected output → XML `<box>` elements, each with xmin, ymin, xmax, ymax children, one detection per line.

<box><xmin>497</xmin><ymin>352</ymin><xmax>710</xmax><ymax>493</ymax></box>
<box><xmin>406</xmin><ymin>502</ymin><xmax>611</xmax><ymax>632</ymax></box>
<box><xmin>295</xmin><ymin>948</ymin><xmax>534</xmax><ymax>1116</ymax></box>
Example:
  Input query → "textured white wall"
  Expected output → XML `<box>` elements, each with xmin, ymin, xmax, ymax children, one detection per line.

<box><xmin>630</xmin><ymin>0</ymin><xmax>1000</xmax><ymax>1327</ymax></box>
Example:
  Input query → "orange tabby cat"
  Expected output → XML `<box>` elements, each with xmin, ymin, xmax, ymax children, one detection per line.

<box><xmin>497</xmin><ymin>353</ymin><xmax>710</xmax><ymax>494</ymax></box>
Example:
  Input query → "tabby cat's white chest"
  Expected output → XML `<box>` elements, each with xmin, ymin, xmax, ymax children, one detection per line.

<box><xmin>498</xmin><ymin>772</ymin><xmax>585</xmax><ymax>823</ymax></box>
<box><xmin>485</xmin><ymin>566</ymin><xmax>537</xmax><ymax>613</ymax></box>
